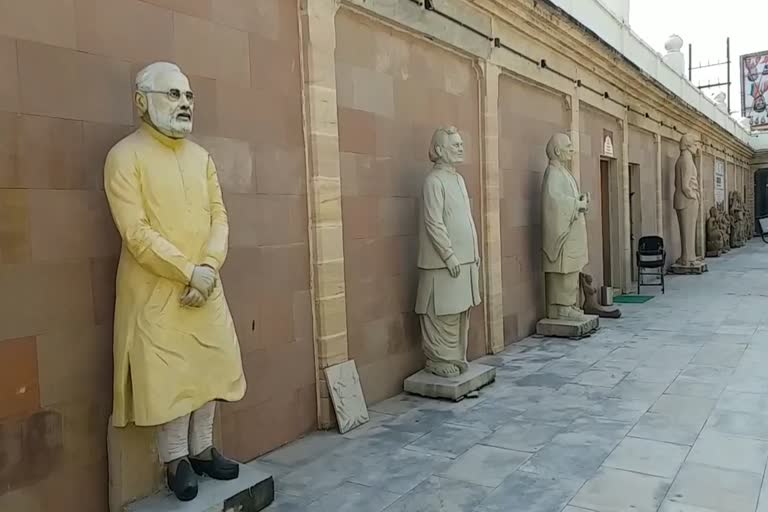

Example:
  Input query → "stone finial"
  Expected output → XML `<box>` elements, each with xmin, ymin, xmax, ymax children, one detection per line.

<box><xmin>664</xmin><ymin>34</ymin><xmax>684</xmax><ymax>53</ymax></box>
<box><xmin>662</xmin><ymin>34</ymin><xmax>686</xmax><ymax>76</ymax></box>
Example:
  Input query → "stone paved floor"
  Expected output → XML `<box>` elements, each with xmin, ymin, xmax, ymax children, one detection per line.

<box><xmin>252</xmin><ymin>240</ymin><xmax>768</xmax><ymax>512</ymax></box>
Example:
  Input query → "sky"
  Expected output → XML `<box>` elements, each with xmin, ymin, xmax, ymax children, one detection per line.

<box><xmin>629</xmin><ymin>0</ymin><xmax>766</xmax><ymax>119</ymax></box>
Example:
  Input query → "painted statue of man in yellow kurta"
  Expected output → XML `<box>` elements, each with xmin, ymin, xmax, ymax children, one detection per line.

<box><xmin>105</xmin><ymin>62</ymin><xmax>246</xmax><ymax>502</ymax></box>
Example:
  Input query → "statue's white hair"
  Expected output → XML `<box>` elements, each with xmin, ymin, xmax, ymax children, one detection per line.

<box><xmin>428</xmin><ymin>126</ymin><xmax>460</xmax><ymax>163</ymax></box>
<box><xmin>135</xmin><ymin>62</ymin><xmax>183</xmax><ymax>92</ymax></box>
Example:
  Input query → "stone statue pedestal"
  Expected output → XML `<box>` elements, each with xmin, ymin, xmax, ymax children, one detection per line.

<box><xmin>125</xmin><ymin>465</ymin><xmax>274</xmax><ymax>512</ymax></box>
<box><xmin>705</xmin><ymin>249</ymin><xmax>722</xmax><ymax>258</ymax></box>
<box><xmin>536</xmin><ymin>315</ymin><xmax>599</xmax><ymax>338</ymax></box>
<box><xmin>108</xmin><ymin>417</ymin><xmax>273</xmax><ymax>511</ymax></box>
<box><xmin>670</xmin><ymin>261</ymin><xmax>707</xmax><ymax>275</ymax></box>
<box><xmin>404</xmin><ymin>363</ymin><xmax>496</xmax><ymax>401</ymax></box>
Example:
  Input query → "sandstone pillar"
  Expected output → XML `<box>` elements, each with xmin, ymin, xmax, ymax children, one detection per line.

<box><xmin>300</xmin><ymin>0</ymin><xmax>349</xmax><ymax>428</ymax></box>
<box><xmin>480</xmin><ymin>61</ymin><xmax>504</xmax><ymax>354</ymax></box>
<box><xmin>655</xmin><ymin>133</ymin><xmax>664</xmax><ymax>235</ymax></box>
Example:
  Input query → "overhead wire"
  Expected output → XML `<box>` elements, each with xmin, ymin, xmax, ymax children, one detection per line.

<box><xmin>403</xmin><ymin>0</ymin><xmax>751</xmax><ymax>165</ymax></box>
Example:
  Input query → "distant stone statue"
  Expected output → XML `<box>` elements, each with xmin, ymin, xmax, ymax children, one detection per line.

<box><xmin>105</xmin><ymin>62</ymin><xmax>245</xmax><ymax>502</ymax></box>
<box><xmin>723</xmin><ymin>208</ymin><xmax>732</xmax><ymax>251</ymax></box>
<box><xmin>580</xmin><ymin>273</ymin><xmax>621</xmax><ymax>318</ymax></box>
<box><xmin>541</xmin><ymin>133</ymin><xmax>589</xmax><ymax>321</ymax></box>
<box><xmin>673</xmin><ymin>134</ymin><xmax>701</xmax><ymax>268</ymax></box>
<box><xmin>706</xmin><ymin>206</ymin><xmax>724</xmax><ymax>257</ymax></box>
<box><xmin>730</xmin><ymin>192</ymin><xmax>743</xmax><ymax>248</ymax></box>
<box><xmin>415</xmin><ymin>127</ymin><xmax>481</xmax><ymax>378</ymax></box>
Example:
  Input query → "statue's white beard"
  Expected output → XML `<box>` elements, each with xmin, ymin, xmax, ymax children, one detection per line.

<box><xmin>148</xmin><ymin>103</ymin><xmax>192</xmax><ymax>139</ymax></box>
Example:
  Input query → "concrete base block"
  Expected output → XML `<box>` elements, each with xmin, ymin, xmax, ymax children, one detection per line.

<box><xmin>670</xmin><ymin>261</ymin><xmax>707</xmax><ymax>274</ymax></box>
<box><xmin>404</xmin><ymin>363</ymin><xmax>496</xmax><ymax>401</ymax></box>
<box><xmin>536</xmin><ymin>315</ymin><xmax>599</xmax><ymax>338</ymax></box>
<box><xmin>125</xmin><ymin>464</ymin><xmax>274</xmax><ymax>512</ymax></box>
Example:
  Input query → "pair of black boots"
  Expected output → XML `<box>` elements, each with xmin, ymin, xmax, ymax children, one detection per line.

<box><xmin>167</xmin><ymin>447</ymin><xmax>239</xmax><ymax>501</ymax></box>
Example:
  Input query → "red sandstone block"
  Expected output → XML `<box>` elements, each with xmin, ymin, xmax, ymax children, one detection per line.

<box><xmin>0</xmin><ymin>337</ymin><xmax>40</xmax><ymax>420</ymax></box>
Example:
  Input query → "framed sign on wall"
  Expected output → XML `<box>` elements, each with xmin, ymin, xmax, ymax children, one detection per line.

<box><xmin>715</xmin><ymin>159</ymin><xmax>726</xmax><ymax>205</ymax></box>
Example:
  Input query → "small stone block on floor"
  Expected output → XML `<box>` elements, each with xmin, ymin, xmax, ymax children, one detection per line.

<box><xmin>670</xmin><ymin>262</ymin><xmax>707</xmax><ymax>274</ymax></box>
<box><xmin>536</xmin><ymin>315</ymin><xmax>599</xmax><ymax>338</ymax></box>
<box><xmin>404</xmin><ymin>363</ymin><xmax>496</xmax><ymax>401</ymax></box>
<box><xmin>125</xmin><ymin>464</ymin><xmax>274</xmax><ymax>512</ymax></box>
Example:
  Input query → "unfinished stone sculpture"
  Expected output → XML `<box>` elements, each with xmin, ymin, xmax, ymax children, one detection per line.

<box><xmin>672</xmin><ymin>134</ymin><xmax>703</xmax><ymax>273</ymax></box>
<box><xmin>541</xmin><ymin>133</ymin><xmax>589</xmax><ymax>320</ymax></box>
<box><xmin>706</xmin><ymin>206</ymin><xmax>724</xmax><ymax>257</ymax></box>
<box><xmin>579</xmin><ymin>273</ymin><xmax>621</xmax><ymax>318</ymax></box>
<box><xmin>325</xmin><ymin>360</ymin><xmax>369</xmax><ymax>435</ymax></box>
<box><xmin>415</xmin><ymin>126</ymin><xmax>481</xmax><ymax>378</ymax></box>
<box><xmin>718</xmin><ymin>203</ymin><xmax>731</xmax><ymax>252</ymax></box>
<box><xmin>105</xmin><ymin>62</ymin><xmax>246</xmax><ymax>503</ymax></box>
<box><xmin>730</xmin><ymin>192</ymin><xmax>745</xmax><ymax>248</ymax></box>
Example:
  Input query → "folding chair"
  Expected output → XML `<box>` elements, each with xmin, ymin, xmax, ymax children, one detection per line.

<box><xmin>637</xmin><ymin>235</ymin><xmax>665</xmax><ymax>294</ymax></box>
<box><xmin>758</xmin><ymin>216</ymin><xmax>768</xmax><ymax>244</ymax></box>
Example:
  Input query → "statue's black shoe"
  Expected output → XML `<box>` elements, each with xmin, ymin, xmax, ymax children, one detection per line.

<box><xmin>167</xmin><ymin>459</ymin><xmax>198</xmax><ymax>502</ymax></box>
<box><xmin>190</xmin><ymin>447</ymin><xmax>239</xmax><ymax>480</ymax></box>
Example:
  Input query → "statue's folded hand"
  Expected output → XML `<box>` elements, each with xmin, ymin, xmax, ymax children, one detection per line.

<box><xmin>180</xmin><ymin>287</ymin><xmax>206</xmax><ymax>308</ymax></box>
<box><xmin>446</xmin><ymin>255</ymin><xmax>461</xmax><ymax>278</ymax></box>
<box><xmin>190</xmin><ymin>265</ymin><xmax>216</xmax><ymax>298</ymax></box>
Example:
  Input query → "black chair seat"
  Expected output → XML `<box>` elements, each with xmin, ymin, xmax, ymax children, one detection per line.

<box><xmin>637</xmin><ymin>236</ymin><xmax>665</xmax><ymax>294</ymax></box>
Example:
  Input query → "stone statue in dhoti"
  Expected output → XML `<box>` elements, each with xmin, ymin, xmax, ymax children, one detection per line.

<box><xmin>415</xmin><ymin>127</ymin><xmax>481</xmax><ymax>378</ymax></box>
<box><xmin>673</xmin><ymin>134</ymin><xmax>701</xmax><ymax>266</ymax></box>
<box><xmin>541</xmin><ymin>133</ymin><xmax>590</xmax><ymax>321</ymax></box>
<box><xmin>105</xmin><ymin>62</ymin><xmax>246</xmax><ymax>502</ymax></box>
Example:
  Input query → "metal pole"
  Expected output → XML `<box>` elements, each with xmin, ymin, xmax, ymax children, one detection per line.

<box><xmin>726</xmin><ymin>37</ymin><xmax>731</xmax><ymax>113</ymax></box>
<box><xmin>688</xmin><ymin>43</ymin><xmax>693</xmax><ymax>81</ymax></box>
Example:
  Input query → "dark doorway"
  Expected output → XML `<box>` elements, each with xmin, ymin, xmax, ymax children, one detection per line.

<box><xmin>755</xmin><ymin>169</ymin><xmax>768</xmax><ymax>234</ymax></box>
<box><xmin>600</xmin><ymin>159</ymin><xmax>612</xmax><ymax>286</ymax></box>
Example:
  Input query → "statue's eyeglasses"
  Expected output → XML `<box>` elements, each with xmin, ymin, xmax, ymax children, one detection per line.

<box><xmin>143</xmin><ymin>88</ymin><xmax>194</xmax><ymax>103</ymax></box>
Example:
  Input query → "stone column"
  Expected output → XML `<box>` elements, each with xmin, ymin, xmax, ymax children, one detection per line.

<box><xmin>695</xmin><ymin>148</ymin><xmax>705</xmax><ymax>258</ymax></box>
<box><xmin>300</xmin><ymin>0</ymin><xmax>349</xmax><ymax>428</ymax></box>
<box><xmin>620</xmin><ymin>116</ymin><xmax>632</xmax><ymax>291</ymax></box>
<box><xmin>655</xmin><ymin>133</ymin><xmax>663</xmax><ymax>235</ymax></box>
<box><xmin>480</xmin><ymin>61</ymin><xmax>504</xmax><ymax>354</ymax></box>
<box><xmin>569</xmin><ymin>88</ymin><xmax>581</xmax><ymax>183</ymax></box>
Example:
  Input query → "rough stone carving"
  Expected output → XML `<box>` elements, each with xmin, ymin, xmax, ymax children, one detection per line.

<box><xmin>706</xmin><ymin>206</ymin><xmax>724</xmax><ymax>257</ymax></box>
<box><xmin>580</xmin><ymin>273</ymin><xmax>621</xmax><ymax>318</ymax></box>
<box><xmin>325</xmin><ymin>360</ymin><xmax>369</xmax><ymax>435</ymax></box>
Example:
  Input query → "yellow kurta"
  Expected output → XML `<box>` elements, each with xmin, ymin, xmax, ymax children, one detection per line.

<box><xmin>105</xmin><ymin>123</ymin><xmax>246</xmax><ymax>428</ymax></box>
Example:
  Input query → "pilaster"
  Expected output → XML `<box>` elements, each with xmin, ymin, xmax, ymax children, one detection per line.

<box><xmin>620</xmin><ymin>115</ymin><xmax>632</xmax><ymax>292</ymax></box>
<box><xmin>655</xmin><ymin>133</ymin><xmax>664</xmax><ymax>235</ymax></box>
<box><xmin>695</xmin><ymin>147</ymin><xmax>706</xmax><ymax>258</ymax></box>
<box><xmin>480</xmin><ymin>60</ymin><xmax>504</xmax><ymax>354</ymax></box>
<box><xmin>299</xmin><ymin>0</ymin><xmax>349</xmax><ymax>429</ymax></box>
<box><xmin>569</xmin><ymin>87</ymin><xmax>581</xmax><ymax>183</ymax></box>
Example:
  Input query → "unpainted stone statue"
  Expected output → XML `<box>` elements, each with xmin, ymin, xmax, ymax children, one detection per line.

<box><xmin>716</xmin><ymin>203</ymin><xmax>729</xmax><ymax>252</ymax></box>
<box><xmin>706</xmin><ymin>206</ymin><xmax>724</xmax><ymax>257</ymax></box>
<box><xmin>673</xmin><ymin>134</ymin><xmax>701</xmax><ymax>266</ymax></box>
<box><xmin>579</xmin><ymin>273</ymin><xmax>621</xmax><ymax>318</ymax></box>
<box><xmin>105</xmin><ymin>62</ymin><xmax>245</xmax><ymax>502</ymax></box>
<box><xmin>416</xmin><ymin>127</ymin><xmax>481</xmax><ymax>378</ymax></box>
<box><xmin>730</xmin><ymin>191</ymin><xmax>745</xmax><ymax>248</ymax></box>
<box><xmin>541</xmin><ymin>133</ymin><xmax>590</xmax><ymax>321</ymax></box>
